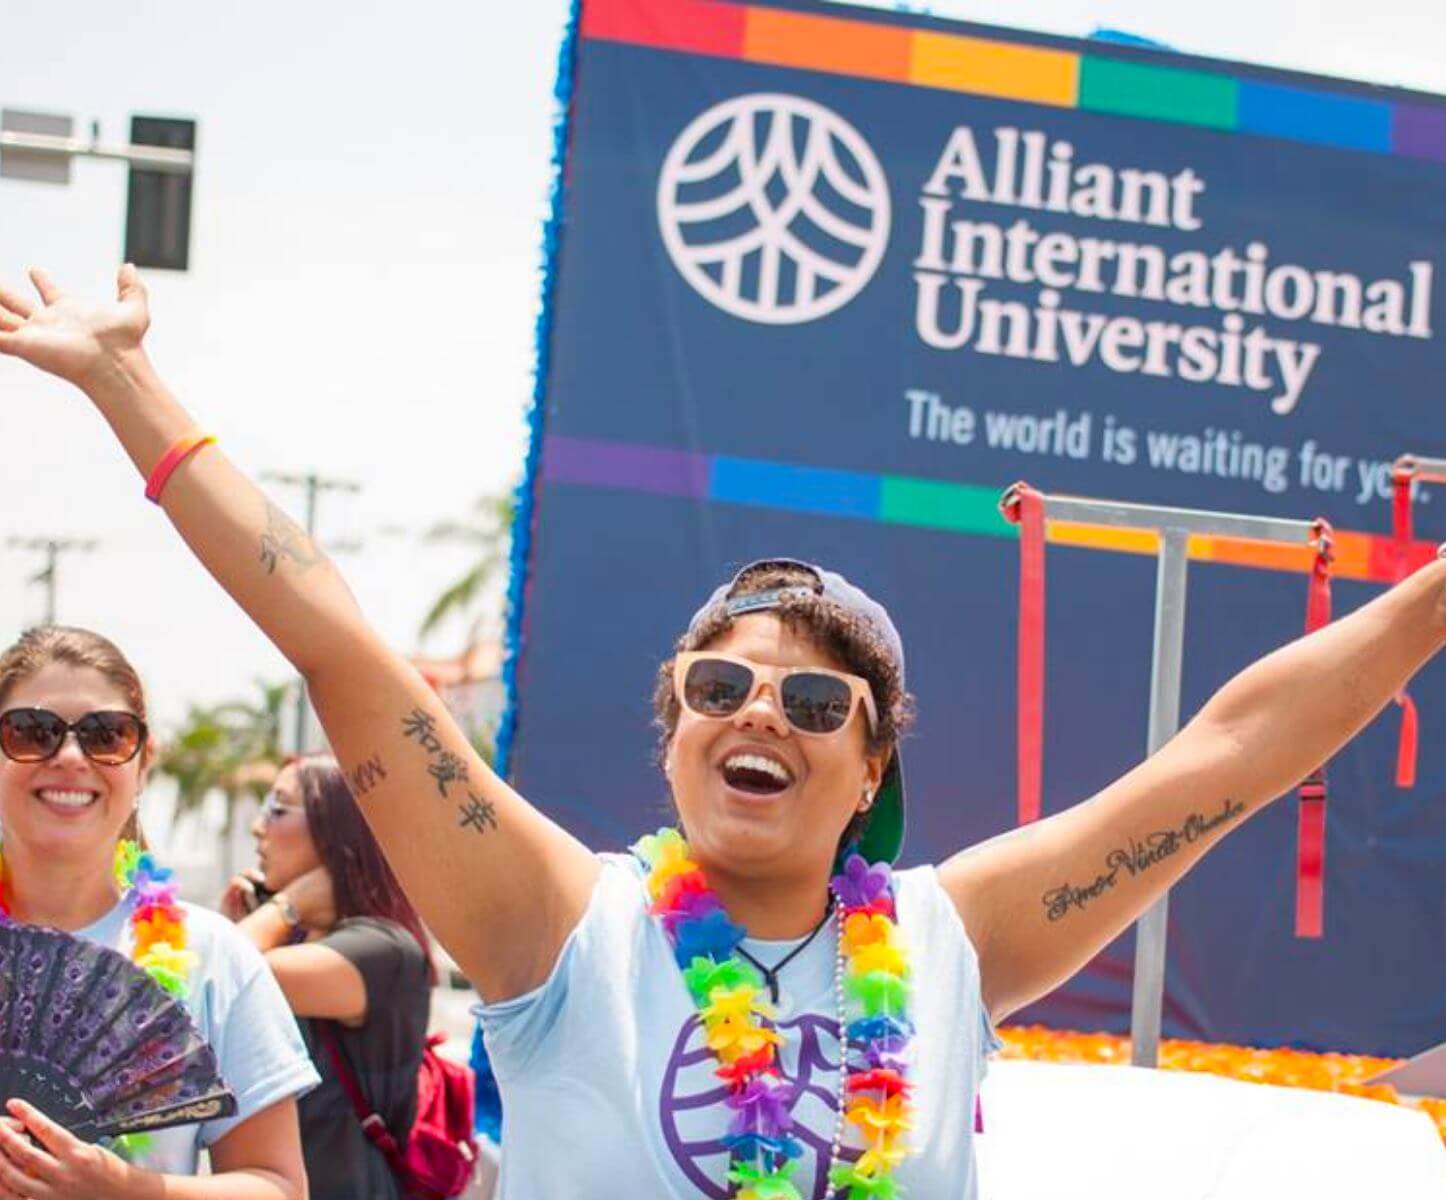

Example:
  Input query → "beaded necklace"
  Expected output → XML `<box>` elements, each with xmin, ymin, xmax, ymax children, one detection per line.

<box><xmin>0</xmin><ymin>838</ymin><xmax>194</xmax><ymax>996</ymax></box>
<box><xmin>635</xmin><ymin>828</ymin><xmax>915</xmax><ymax>1200</ymax></box>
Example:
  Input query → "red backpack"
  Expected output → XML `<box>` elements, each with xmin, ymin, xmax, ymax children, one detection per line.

<box><xmin>319</xmin><ymin>1025</ymin><xmax>479</xmax><ymax>1200</ymax></box>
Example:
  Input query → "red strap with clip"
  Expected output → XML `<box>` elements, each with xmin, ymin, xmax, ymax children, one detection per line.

<box><xmin>1295</xmin><ymin>775</ymin><xmax>1328</xmax><ymax>939</ymax></box>
<box><xmin>1395</xmin><ymin>693</ymin><xmax>1419</xmax><ymax>790</ymax></box>
<box><xmin>1305</xmin><ymin>519</ymin><xmax>1334</xmax><ymax>633</ymax></box>
<box><xmin>1001</xmin><ymin>482</ymin><xmax>1046</xmax><ymax>825</ymax></box>
<box><xmin>1296</xmin><ymin>520</ymin><xmax>1334</xmax><ymax>939</ymax></box>
<box><xmin>316</xmin><ymin>1022</ymin><xmax>407</xmax><ymax>1168</ymax></box>
<box><xmin>1390</xmin><ymin>467</ymin><xmax>1420</xmax><ymax>789</ymax></box>
<box><xmin>1391</xmin><ymin>466</ymin><xmax>1415</xmax><ymax>555</ymax></box>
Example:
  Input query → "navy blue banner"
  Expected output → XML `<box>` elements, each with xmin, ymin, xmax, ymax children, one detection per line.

<box><xmin>506</xmin><ymin>0</ymin><xmax>1446</xmax><ymax>1056</ymax></box>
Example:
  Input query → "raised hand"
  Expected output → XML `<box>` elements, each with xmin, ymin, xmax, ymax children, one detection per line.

<box><xmin>220</xmin><ymin>868</ymin><xmax>271</xmax><ymax>922</ymax></box>
<box><xmin>0</xmin><ymin>265</ymin><xmax>150</xmax><ymax>388</ymax></box>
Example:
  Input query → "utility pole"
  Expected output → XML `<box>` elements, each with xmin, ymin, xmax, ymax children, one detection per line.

<box><xmin>260</xmin><ymin>472</ymin><xmax>361</xmax><ymax>753</ymax></box>
<box><xmin>7</xmin><ymin>537</ymin><xmax>97</xmax><ymax>625</ymax></box>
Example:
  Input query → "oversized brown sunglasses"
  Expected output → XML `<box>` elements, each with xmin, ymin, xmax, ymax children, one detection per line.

<box><xmin>0</xmin><ymin>708</ymin><xmax>147</xmax><ymax>766</ymax></box>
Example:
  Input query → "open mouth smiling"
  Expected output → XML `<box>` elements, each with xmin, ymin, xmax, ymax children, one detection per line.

<box><xmin>720</xmin><ymin>751</ymin><xmax>796</xmax><ymax>796</ymax></box>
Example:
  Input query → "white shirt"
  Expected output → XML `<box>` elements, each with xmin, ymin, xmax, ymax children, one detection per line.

<box><xmin>479</xmin><ymin>854</ymin><xmax>997</xmax><ymax>1199</ymax></box>
<box><xmin>76</xmin><ymin>900</ymin><xmax>319</xmax><ymax>1174</ymax></box>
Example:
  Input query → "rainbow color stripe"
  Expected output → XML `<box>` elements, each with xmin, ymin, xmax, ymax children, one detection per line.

<box><xmin>580</xmin><ymin>0</ymin><xmax>1446</xmax><ymax>162</ymax></box>
<box><xmin>543</xmin><ymin>434</ymin><xmax>1441</xmax><ymax>583</ymax></box>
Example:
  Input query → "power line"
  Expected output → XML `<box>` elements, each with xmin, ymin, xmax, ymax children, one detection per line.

<box><xmin>6</xmin><ymin>537</ymin><xmax>98</xmax><ymax>625</ymax></box>
<box><xmin>260</xmin><ymin>471</ymin><xmax>362</xmax><ymax>544</ymax></box>
<box><xmin>260</xmin><ymin>472</ymin><xmax>361</xmax><ymax>753</ymax></box>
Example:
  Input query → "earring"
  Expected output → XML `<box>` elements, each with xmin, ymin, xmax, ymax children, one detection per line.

<box><xmin>860</xmin><ymin>789</ymin><xmax>874</xmax><ymax>813</ymax></box>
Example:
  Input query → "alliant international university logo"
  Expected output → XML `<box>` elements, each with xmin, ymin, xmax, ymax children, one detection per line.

<box><xmin>657</xmin><ymin>94</ymin><xmax>891</xmax><ymax>325</ymax></box>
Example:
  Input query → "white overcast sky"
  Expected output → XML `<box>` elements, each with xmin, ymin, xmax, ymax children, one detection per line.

<box><xmin>1</xmin><ymin>0</ymin><xmax>1442</xmax><ymax>732</ymax></box>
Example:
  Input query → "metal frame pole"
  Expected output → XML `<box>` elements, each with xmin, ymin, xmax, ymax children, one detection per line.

<box><xmin>1129</xmin><ymin>527</ymin><xmax>1190</xmax><ymax>1066</ymax></box>
<box><xmin>1022</xmin><ymin>491</ymin><xmax>1319</xmax><ymax>1066</ymax></box>
<box><xmin>1392</xmin><ymin>454</ymin><xmax>1446</xmax><ymax>485</ymax></box>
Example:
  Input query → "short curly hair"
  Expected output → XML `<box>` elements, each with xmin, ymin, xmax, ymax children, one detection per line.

<box><xmin>652</xmin><ymin>562</ymin><xmax>914</xmax><ymax>768</ymax></box>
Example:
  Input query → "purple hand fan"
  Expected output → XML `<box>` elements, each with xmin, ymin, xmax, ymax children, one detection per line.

<box><xmin>0</xmin><ymin>923</ymin><xmax>237</xmax><ymax>1141</ymax></box>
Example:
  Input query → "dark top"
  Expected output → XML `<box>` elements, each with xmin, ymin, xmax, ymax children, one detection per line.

<box><xmin>299</xmin><ymin>917</ymin><xmax>431</xmax><ymax>1200</ymax></box>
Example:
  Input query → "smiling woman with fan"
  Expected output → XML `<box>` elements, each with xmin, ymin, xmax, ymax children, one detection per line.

<box><xmin>0</xmin><ymin>626</ymin><xmax>319</xmax><ymax>1200</ymax></box>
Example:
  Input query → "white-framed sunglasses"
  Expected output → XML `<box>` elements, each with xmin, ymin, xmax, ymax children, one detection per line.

<box><xmin>673</xmin><ymin>651</ymin><xmax>878</xmax><ymax>736</ymax></box>
<box><xmin>259</xmin><ymin>792</ymin><xmax>306</xmax><ymax>824</ymax></box>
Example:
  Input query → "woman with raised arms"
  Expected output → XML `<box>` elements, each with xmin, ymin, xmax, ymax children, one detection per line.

<box><xmin>1</xmin><ymin>267</ymin><xmax>1442</xmax><ymax>1200</ymax></box>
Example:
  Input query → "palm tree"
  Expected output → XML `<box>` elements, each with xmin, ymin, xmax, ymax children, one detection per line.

<box><xmin>155</xmin><ymin>680</ymin><xmax>290</xmax><ymax>832</ymax></box>
<box><xmin>418</xmin><ymin>492</ymin><xmax>514</xmax><ymax>644</ymax></box>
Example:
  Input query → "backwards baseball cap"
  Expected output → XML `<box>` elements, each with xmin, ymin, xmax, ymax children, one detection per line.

<box><xmin>686</xmin><ymin>558</ymin><xmax>906</xmax><ymax>864</ymax></box>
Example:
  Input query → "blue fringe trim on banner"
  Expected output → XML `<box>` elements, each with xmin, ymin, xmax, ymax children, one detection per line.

<box><xmin>474</xmin><ymin>0</ymin><xmax>583</xmax><ymax>1140</ymax></box>
<box><xmin>471</xmin><ymin>1019</ymin><xmax>504</xmax><ymax>1144</ymax></box>
<box><xmin>494</xmin><ymin>0</ymin><xmax>583</xmax><ymax>783</ymax></box>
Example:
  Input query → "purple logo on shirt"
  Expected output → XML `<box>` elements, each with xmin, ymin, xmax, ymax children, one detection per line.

<box><xmin>658</xmin><ymin>1012</ymin><xmax>856</xmax><ymax>1200</ymax></box>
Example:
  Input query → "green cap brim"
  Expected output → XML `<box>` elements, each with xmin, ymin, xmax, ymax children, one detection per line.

<box><xmin>854</xmin><ymin>752</ymin><xmax>905</xmax><ymax>864</ymax></box>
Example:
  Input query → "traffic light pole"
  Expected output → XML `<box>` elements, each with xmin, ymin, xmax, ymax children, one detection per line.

<box><xmin>0</xmin><ymin>126</ymin><xmax>194</xmax><ymax>174</ymax></box>
<box><xmin>3</xmin><ymin>109</ymin><xmax>197</xmax><ymax>269</ymax></box>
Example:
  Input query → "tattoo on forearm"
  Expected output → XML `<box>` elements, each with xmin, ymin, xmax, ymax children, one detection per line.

<box><xmin>259</xmin><ymin>500</ymin><xmax>323</xmax><ymax>575</ymax></box>
<box><xmin>1041</xmin><ymin>798</ymin><xmax>1246</xmax><ymax>923</ymax></box>
<box><xmin>457</xmin><ymin>792</ymin><xmax>498</xmax><ymax>834</ymax></box>
<box><xmin>427</xmin><ymin>750</ymin><xmax>468</xmax><ymax>796</ymax></box>
<box><xmin>401</xmin><ymin>707</ymin><xmax>496</xmax><ymax>836</ymax></box>
<box><xmin>404</xmin><ymin>711</ymin><xmax>469</xmax><ymax>795</ymax></box>
<box><xmin>348</xmin><ymin>755</ymin><xmax>387</xmax><ymax>796</ymax></box>
<box><xmin>401</xmin><ymin>708</ymin><xmax>442</xmax><ymax>751</ymax></box>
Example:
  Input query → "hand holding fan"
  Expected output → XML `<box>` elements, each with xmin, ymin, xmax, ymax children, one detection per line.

<box><xmin>0</xmin><ymin>923</ymin><xmax>236</xmax><ymax>1141</ymax></box>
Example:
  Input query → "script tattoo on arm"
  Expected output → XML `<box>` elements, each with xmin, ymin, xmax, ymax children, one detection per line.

<box><xmin>401</xmin><ymin>707</ymin><xmax>496</xmax><ymax>836</ymax></box>
<box><xmin>259</xmin><ymin>500</ymin><xmax>323</xmax><ymax>575</ymax></box>
<box><xmin>1041</xmin><ymin>798</ymin><xmax>1245</xmax><ymax>923</ymax></box>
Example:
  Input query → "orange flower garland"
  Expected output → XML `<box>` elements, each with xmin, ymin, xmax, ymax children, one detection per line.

<box><xmin>998</xmin><ymin>1025</ymin><xmax>1446</xmax><ymax>1144</ymax></box>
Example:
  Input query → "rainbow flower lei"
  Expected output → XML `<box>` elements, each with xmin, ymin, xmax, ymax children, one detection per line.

<box><xmin>109</xmin><ymin>839</ymin><xmax>197</xmax><ymax>997</ymax></box>
<box><xmin>0</xmin><ymin>839</ymin><xmax>193</xmax><ymax>993</ymax></box>
<box><xmin>634</xmin><ymin>827</ymin><xmax>916</xmax><ymax>1200</ymax></box>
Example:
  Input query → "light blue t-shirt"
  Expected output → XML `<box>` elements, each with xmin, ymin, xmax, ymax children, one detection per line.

<box><xmin>76</xmin><ymin>900</ymin><xmax>320</xmax><ymax>1174</ymax></box>
<box><xmin>479</xmin><ymin>854</ymin><xmax>998</xmax><ymax>1200</ymax></box>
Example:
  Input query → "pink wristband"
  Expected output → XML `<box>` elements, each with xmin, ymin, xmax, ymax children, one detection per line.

<box><xmin>145</xmin><ymin>432</ymin><xmax>215</xmax><ymax>504</ymax></box>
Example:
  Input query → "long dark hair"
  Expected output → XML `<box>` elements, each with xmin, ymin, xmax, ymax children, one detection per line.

<box><xmin>293</xmin><ymin>755</ymin><xmax>435</xmax><ymax>982</ymax></box>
